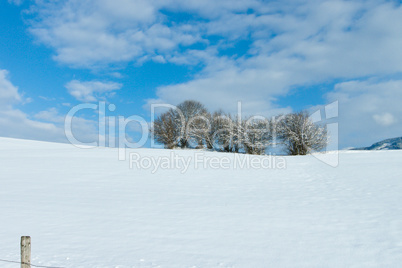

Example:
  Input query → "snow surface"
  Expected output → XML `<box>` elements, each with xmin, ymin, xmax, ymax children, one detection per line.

<box><xmin>1</xmin><ymin>137</ymin><xmax>402</xmax><ymax>267</ymax></box>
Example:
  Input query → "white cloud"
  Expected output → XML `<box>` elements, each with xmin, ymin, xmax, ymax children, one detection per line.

<box><xmin>143</xmin><ymin>0</ymin><xmax>402</xmax><ymax>115</ymax></box>
<box><xmin>373</xmin><ymin>113</ymin><xmax>397</xmax><ymax>127</ymax></box>
<box><xmin>39</xmin><ymin>96</ymin><xmax>56</xmax><ymax>101</ymax></box>
<box><xmin>65</xmin><ymin>80</ymin><xmax>122</xmax><ymax>102</ymax></box>
<box><xmin>0</xmin><ymin>70</ymin><xmax>21</xmax><ymax>106</ymax></box>
<box><xmin>326</xmin><ymin>79</ymin><xmax>402</xmax><ymax>148</ymax></box>
<box><xmin>28</xmin><ymin>0</ymin><xmax>200</xmax><ymax>68</ymax></box>
<box><xmin>28</xmin><ymin>0</ymin><xmax>402</xmax><ymax>73</ymax></box>
<box><xmin>21</xmin><ymin>0</ymin><xmax>402</xmax><ymax>147</ymax></box>
<box><xmin>7</xmin><ymin>0</ymin><xmax>23</xmax><ymax>6</ymax></box>
<box><xmin>0</xmin><ymin>69</ymin><xmax>100</xmax><ymax>144</ymax></box>
<box><xmin>150</xmin><ymin>66</ymin><xmax>292</xmax><ymax>115</ymax></box>
<box><xmin>0</xmin><ymin>108</ymin><xmax>65</xmax><ymax>142</ymax></box>
<box><xmin>34</xmin><ymin>107</ymin><xmax>64</xmax><ymax>123</ymax></box>
<box><xmin>28</xmin><ymin>0</ymin><xmax>402</xmax><ymax>83</ymax></box>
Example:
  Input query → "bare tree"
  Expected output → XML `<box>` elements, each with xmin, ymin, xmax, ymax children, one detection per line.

<box><xmin>279</xmin><ymin>111</ymin><xmax>328</xmax><ymax>155</ymax></box>
<box><xmin>243</xmin><ymin>117</ymin><xmax>271</xmax><ymax>155</ymax></box>
<box><xmin>152</xmin><ymin>101</ymin><xmax>327</xmax><ymax>156</ymax></box>
<box><xmin>208</xmin><ymin>113</ymin><xmax>245</xmax><ymax>153</ymax></box>
<box><xmin>201</xmin><ymin>110</ymin><xmax>223</xmax><ymax>150</ymax></box>
<box><xmin>231</xmin><ymin>115</ymin><xmax>245</xmax><ymax>153</ymax></box>
<box><xmin>212</xmin><ymin>112</ymin><xmax>235</xmax><ymax>152</ymax></box>
<box><xmin>176</xmin><ymin>100</ymin><xmax>209</xmax><ymax>149</ymax></box>
<box><xmin>188</xmin><ymin>113</ymin><xmax>211</xmax><ymax>149</ymax></box>
<box><xmin>151</xmin><ymin>108</ymin><xmax>182</xmax><ymax>149</ymax></box>
<box><xmin>151</xmin><ymin>100</ymin><xmax>209</xmax><ymax>149</ymax></box>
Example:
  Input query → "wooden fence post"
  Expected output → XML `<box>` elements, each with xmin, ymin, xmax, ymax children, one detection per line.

<box><xmin>21</xmin><ymin>236</ymin><xmax>31</xmax><ymax>268</ymax></box>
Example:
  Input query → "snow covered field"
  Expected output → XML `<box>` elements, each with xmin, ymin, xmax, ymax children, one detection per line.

<box><xmin>1</xmin><ymin>137</ymin><xmax>402</xmax><ymax>267</ymax></box>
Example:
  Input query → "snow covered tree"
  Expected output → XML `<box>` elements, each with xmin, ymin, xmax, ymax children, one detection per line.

<box><xmin>213</xmin><ymin>113</ymin><xmax>236</xmax><ymax>152</ymax></box>
<box><xmin>176</xmin><ymin>100</ymin><xmax>209</xmax><ymax>149</ymax></box>
<box><xmin>151</xmin><ymin>100</ymin><xmax>210</xmax><ymax>149</ymax></box>
<box><xmin>230</xmin><ymin>115</ymin><xmax>244</xmax><ymax>153</ymax></box>
<box><xmin>187</xmin><ymin>115</ymin><xmax>210</xmax><ymax>149</ymax></box>
<box><xmin>151</xmin><ymin>108</ymin><xmax>182</xmax><ymax>149</ymax></box>
<box><xmin>243</xmin><ymin>117</ymin><xmax>271</xmax><ymax>155</ymax></box>
<box><xmin>209</xmin><ymin>113</ymin><xmax>244</xmax><ymax>153</ymax></box>
<box><xmin>279</xmin><ymin>111</ymin><xmax>328</xmax><ymax>155</ymax></box>
<box><xmin>202</xmin><ymin>110</ymin><xmax>226</xmax><ymax>150</ymax></box>
<box><xmin>152</xmin><ymin>100</ymin><xmax>329</xmax><ymax>156</ymax></box>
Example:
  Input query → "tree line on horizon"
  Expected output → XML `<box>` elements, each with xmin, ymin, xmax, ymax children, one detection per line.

<box><xmin>150</xmin><ymin>100</ymin><xmax>328</xmax><ymax>155</ymax></box>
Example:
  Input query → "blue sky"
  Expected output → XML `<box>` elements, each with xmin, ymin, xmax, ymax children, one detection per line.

<box><xmin>1</xmin><ymin>0</ymin><xmax>402</xmax><ymax>149</ymax></box>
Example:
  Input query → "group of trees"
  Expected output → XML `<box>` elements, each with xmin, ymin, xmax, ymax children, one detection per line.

<box><xmin>151</xmin><ymin>100</ymin><xmax>328</xmax><ymax>155</ymax></box>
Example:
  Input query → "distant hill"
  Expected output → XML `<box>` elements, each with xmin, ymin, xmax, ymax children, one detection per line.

<box><xmin>353</xmin><ymin>137</ymin><xmax>402</xmax><ymax>150</ymax></box>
